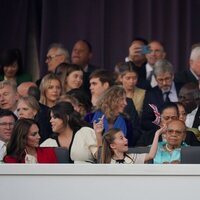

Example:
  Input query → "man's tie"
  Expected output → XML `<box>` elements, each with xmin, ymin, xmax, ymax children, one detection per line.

<box><xmin>147</xmin><ymin>71</ymin><xmax>153</xmax><ymax>81</ymax></box>
<box><xmin>164</xmin><ymin>91</ymin><xmax>171</xmax><ymax>102</ymax></box>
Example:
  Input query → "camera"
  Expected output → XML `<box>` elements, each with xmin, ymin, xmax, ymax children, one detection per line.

<box><xmin>141</xmin><ymin>45</ymin><xmax>151</xmax><ymax>54</ymax></box>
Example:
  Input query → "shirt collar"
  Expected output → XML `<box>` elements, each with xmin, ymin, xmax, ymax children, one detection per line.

<box><xmin>190</xmin><ymin>69</ymin><xmax>199</xmax><ymax>80</ymax></box>
<box><xmin>0</xmin><ymin>140</ymin><xmax>6</xmax><ymax>149</ymax></box>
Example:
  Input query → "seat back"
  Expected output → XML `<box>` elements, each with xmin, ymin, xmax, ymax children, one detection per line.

<box><xmin>54</xmin><ymin>147</ymin><xmax>71</xmax><ymax>163</ymax></box>
<box><xmin>128</xmin><ymin>147</ymin><xmax>152</xmax><ymax>163</ymax></box>
<box><xmin>181</xmin><ymin>146</ymin><xmax>200</xmax><ymax>164</ymax></box>
<box><xmin>128</xmin><ymin>147</ymin><xmax>150</xmax><ymax>154</ymax></box>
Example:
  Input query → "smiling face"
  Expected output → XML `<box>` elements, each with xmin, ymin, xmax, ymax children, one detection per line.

<box><xmin>17</xmin><ymin>100</ymin><xmax>37</xmax><ymax>119</ymax></box>
<box><xmin>65</xmin><ymin>70</ymin><xmax>83</xmax><ymax>91</ymax></box>
<box><xmin>3</xmin><ymin>62</ymin><xmax>18</xmax><ymax>78</ymax></box>
<box><xmin>110</xmin><ymin>131</ymin><xmax>128</xmax><ymax>153</ymax></box>
<box><xmin>26</xmin><ymin>124</ymin><xmax>40</xmax><ymax>148</ymax></box>
<box><xmin>50</xmin><ymin>112</ymin><xmax>65</xmax><ymax>133</ymax></box>
<box><xmin>146</xmin><ymin>41</ymin><xmax>166</xmax><ymax>66</ymax></box>
<box><xmin>115</xmin><ymin>95</ymin><xmax>127</xmax><ymax>115</ymax></box>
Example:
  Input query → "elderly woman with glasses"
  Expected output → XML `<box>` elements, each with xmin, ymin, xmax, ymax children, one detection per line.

<box><xmin>153</xmin><ymin>119</ymin><xmax>187</xmax><ymax>164</ymax></box>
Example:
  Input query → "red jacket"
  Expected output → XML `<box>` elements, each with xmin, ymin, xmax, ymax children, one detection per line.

<box><xmin>4</xmin><ymin>147</ymin><xmax>58</xmax><ymax>163</ymax></box>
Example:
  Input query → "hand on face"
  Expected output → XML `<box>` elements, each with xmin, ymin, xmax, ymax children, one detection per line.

<box><xmin>93</xmin><ymin>115</ymin><xmax>104</xmax><ymax>135</ymax></box>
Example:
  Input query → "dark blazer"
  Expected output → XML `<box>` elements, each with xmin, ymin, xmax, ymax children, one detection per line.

<box><xmin>124</xmin><ymin>97</ymin><xmax>140</xmax><ymax>128</ymax></box>
<box><xmin>82</xmin><ymin>64</ymin><xmax>98</xmax><ymax>97</ymax></box>
<box><xmin>193</xmin><ymin>106</ymin><xmax>200</xmax><ymax>128</ymax></box>
<box><xmin>175</xmin><ymin>69</ymin><xmax>198</xmax><ymax>85</ymax></box>
<box><xmin>35</xmin><ymin>103</ymin><xmax>53</xmax><ymax>143</ymax></box>
<box><xmin>141</xmin><ymin>83</ymin><xmax>182</xmax><ymax>131</ymax></box>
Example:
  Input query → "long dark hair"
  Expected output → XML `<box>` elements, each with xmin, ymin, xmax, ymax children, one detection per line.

<box><xmin>6</xmin><ymin>119</ymin><xmax>39</xmax><ymax>162</ymax></box>
<box><xmin>101</xmin><ymin>128</ymin><xmax>133</xmax><ymax>164</ymax></box>
<box><xmin>0</xmin><ymin>48</ymin><xmax>23</xmax><ymax>75</ymax></box>
<box><xmin>101</xmin><ymin>128</ymin><xmax>121</xmax><ymax>163</ymax></box>
<box><xmin>51</xmin><ymin>102</ymin><xmax>90</xmax><ymax>132</ymax></box>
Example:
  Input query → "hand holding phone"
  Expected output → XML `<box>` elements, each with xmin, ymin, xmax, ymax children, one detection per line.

<box><xmin>141</xmin><ymin>45</ymin><xmax>151</xmax><ymax>54</ymax></box>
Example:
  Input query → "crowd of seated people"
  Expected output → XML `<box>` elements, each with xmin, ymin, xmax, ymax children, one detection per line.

<box><xmin>0</xmin><ymin>39</ymin><xmax>199</xmax><ymax>164</ymax></box>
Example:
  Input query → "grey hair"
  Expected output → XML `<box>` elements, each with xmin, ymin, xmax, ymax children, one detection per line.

<box><xmin>0</xmin><ymin>80</ymin><xmax>17</xmax><ymax>93</ymax></box>
<box><xmin>48</xmin><ymin>43</ymin><xmax>70</xmax><ymax>63</ymax></box>
<box><xmin>153</xmin><ymin>59</ymin><xmax>174</xmax><ymax>77</ymax></box>
<box><xmin>190</xmin><ymin>46</ymin><xmax>200</xmax><ymax>61</ymax></box>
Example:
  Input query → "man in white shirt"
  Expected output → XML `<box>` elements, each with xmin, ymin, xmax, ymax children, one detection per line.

<box><xmin>0</xmin><ymin>80</ymin><xmax>19</xmax><ymax>115</ymax></box>
<box><xmin>145</xmin><ymin>40</ymin><xmax>166</xmax><ymax>88</ymax></box>
<box><xmin>0</xmin><ymin>109</ymin><xmax>17</xmax><ymax>161</ymax></box>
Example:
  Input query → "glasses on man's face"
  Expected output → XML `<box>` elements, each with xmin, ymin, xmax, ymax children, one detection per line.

<box><xmin>161</xmin><ymin>116</ymin><xmax>178</xmax><ymax>121</ymax></box>
<box><xmin>156</xmin><ymin>76</ymin><xmax>172</xmax><ymax>83</ymax></box>
<box><xmin>0</xmin><ymin>122</ymin><xmax>15</xmax><ymax>128</ymax></box>
<box><xmin>167</xmin><ymin>129</ymin><xmax>184</xmax><ymax>136</ymax></box>
<box><xmin>46</xmin><ymin>54</ymin><xmax>62</xmax><ymax>62</ymax></box>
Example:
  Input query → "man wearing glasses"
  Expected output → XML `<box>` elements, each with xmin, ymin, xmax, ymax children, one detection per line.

<box><xmin>0</xmin><ymin>109</ymin><xmax>17</xmax><ymax>162</ymax></box>
<box><xmin>140</xmin><ymin>59</ymin><xmax>182</xmax><ymax>131</ymax></box>
<box><xmin>36</xmin><ymin>43</ymin><xmax>70</xmax><ymax>87</ymax></box>
<box><xmin>45</xmin><ymin>43</ymin><xmax>70</xmax><ymax>73</ymax></box>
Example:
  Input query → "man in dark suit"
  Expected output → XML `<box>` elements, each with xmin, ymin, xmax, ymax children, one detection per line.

<box><xmin>71</xmin><ymin>40</ymin><xmax>98</xmax><ymax>96</ymax></box>
<box><xmin>141</xmin><ymin>59</ymin><xmax>182</xmax><ymax>131</ymax></box>
<box><xmin>192</xmin><ymin>106</ymin><xmax>200</xmax><ymax>129</ymax></box>
<box><xmin>175</xmin><ymin>44</ymin><xmax>200</xmax><ymax>86</ymax></box>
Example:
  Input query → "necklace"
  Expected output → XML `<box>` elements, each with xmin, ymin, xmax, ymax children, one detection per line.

<box><xmin>165</xmin><ymin>144</ymin><xmax>173</xmax><ymax>152</ymax></box>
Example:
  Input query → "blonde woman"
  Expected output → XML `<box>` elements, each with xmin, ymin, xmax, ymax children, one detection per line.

<box><xmin>39</xmin><ymin>73</ymin><xmax>62</xmax><ymax>107</ymax></box>
<box><xmin>85</xmin><ymin>85</ymin><xmax>138</xmax><ymax>147</ymax></box>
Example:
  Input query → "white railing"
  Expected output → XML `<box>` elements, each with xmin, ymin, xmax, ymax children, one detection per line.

<box><xmin>1</xmin><ymin>164</ymin><xmax>200</xmax><ymax>200</ymax></box>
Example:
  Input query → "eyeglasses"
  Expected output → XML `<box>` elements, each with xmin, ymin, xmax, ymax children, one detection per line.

<box><xmin>0</xmin><ymin>122</ymin><xmax>15</xmax><ymax>128</ymax></box>
<box><xmin>167</xmin><ymin>129</ymin><xmax>185</xmax><ymax>136</ymax></box>
<box><xmin>161</xmin><ymin>116</ymin><xmax>178</xmax><ymax>121</ymax></box>
<box><xmin>156</xmin><ymin>76</ymin><xmax>172</xmax><ymax>83</ymax></box>
<box><xmin>46</xmin><ymin>54</ymin><xmax>62</xmax><ymax>62</ymax></box>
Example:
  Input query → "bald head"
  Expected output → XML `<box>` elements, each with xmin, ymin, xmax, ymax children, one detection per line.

<box><xmin>17</xmin><ymin>82</ymin><xmax>37</xmax><ymax>97</ymax></box>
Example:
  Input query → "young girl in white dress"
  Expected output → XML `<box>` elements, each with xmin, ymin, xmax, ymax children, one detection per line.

<box><xmin>99</xmin><ymin>127</ymin><xmax>165</xmax><ymax>164</ymax></box>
